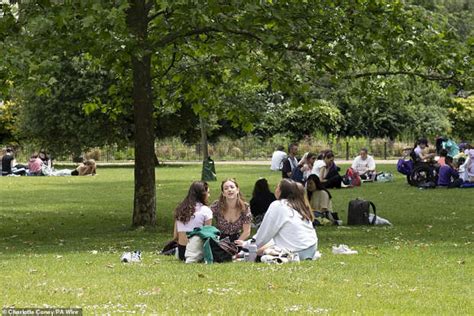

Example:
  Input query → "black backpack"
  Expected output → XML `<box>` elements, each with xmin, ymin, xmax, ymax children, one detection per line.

<box><xmin>209</xmin><ymin>237</ymin><xmax>239</xmax><ymax>263</ymax></box>
<box><xmin>347</xmin><ymin>199</ymin><xmax>377</xmax><ymax>225</ymax></box>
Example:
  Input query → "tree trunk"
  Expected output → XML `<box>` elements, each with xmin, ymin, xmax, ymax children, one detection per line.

<box><xmin>127</xmin><ymin>0</ymin><xmax>156</xmax><ymax>227</ymax></box>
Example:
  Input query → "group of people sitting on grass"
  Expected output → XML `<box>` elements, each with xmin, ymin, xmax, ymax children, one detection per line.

<box><xmin>412</xmin><ymin>138</ymin><xmax>474</xmax><ymax>188</ymax></box>
<box><xmin>1</xmin><ymin>147</ymin><xmax>96</xmax><ymax>176</ymax></box>
<box><xmin>173</xmin><ymin>177</ymin><xmax>319</xmax><ymax>262</ymax></box>
<box><xmin>278</xmin><ymin>144</ymin><xmax>379</xmax><ymax>188</ymax></box>
<box><xmin>171</xmin><ymin>149</ymin><xmax>360</xmax><ymax>262</ymax></box>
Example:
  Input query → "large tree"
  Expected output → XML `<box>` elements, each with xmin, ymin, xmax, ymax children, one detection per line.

<box><xmin>1</xmin><ymin>1</ymin><xmax>470</xmax><ymax>226</ymax></box>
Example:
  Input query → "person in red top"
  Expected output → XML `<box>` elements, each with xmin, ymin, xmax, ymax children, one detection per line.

<box><xmin>28</xmin><ymin>153</ymin><xmax>44</xmax><ymax>175</ymax></box>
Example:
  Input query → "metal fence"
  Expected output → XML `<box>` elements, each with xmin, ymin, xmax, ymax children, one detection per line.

<box><xmin>1</xmin><ymin>137</ymin><xmax>412</xmax><ymax>163</ymax></box>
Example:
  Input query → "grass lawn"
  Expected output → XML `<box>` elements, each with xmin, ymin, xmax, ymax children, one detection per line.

<box><xmin>1</xmin><ymin>164</ymin><xmax>472</xmax><ymax>314</ymax></box>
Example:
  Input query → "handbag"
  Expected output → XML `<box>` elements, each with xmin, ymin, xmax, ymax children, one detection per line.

<box><xmin>185</xmin><ymin>236</ymin><xmax>204</xmax><ymax>263</ymax></box>
<box><xmin>347</xmin><ymin>198</ymin><xmax>376</xmax><ymax>225</ymax></box>
<box><xmin>209</xmin><ymin>237</ymin><xmax>239</xmax><ymax>263</ymax></box>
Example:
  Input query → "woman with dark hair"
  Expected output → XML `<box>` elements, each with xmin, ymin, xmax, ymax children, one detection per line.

<box><xmin>249</xmin><ymin>178</ymin><xmax>276</xmax><ymax>226</ymax></box>
<box><xmin>173</xmin><ymin>181</ymin><xmax>213</xmax><ymax>261</ymax></box>
<box><xmin>38</xmin><ymin>149</ymin><xmax>52</xmax><ymax>168</ymax></box>
<box><xmin>413</xmin><ymin>138</ymin><xmax>435</xmax><ymax>162</ymax></box>
<box><xmin>238</xmin><ymin>179</ymin><xmax>318</xmax><ymax>260</ymax></box>
<box><xmin>311</xmin><ymin>150</ymin><xmax>344</xmax><ymax>189</ymax></box>
<box><xmin>210</xmin><ymin>178</ymin><xmax>252</xmax><ymax>242</ymax></box>
<box><xmin>306</xmin><ymin>174</ymin><xmax>336</xmax><ymax>224</ymax></box>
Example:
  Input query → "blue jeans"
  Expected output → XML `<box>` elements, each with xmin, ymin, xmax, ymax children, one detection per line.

<box><xmin>296</xmin><ymin>244</ymin><xmax>317</xmax><ymax>260</ymax></box>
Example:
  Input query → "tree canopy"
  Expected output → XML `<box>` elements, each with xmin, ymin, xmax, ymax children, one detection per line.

<box><xmin>0</xmin><ymin>0</ymin><xmax>472</xmax><ymax>225</ymax></box>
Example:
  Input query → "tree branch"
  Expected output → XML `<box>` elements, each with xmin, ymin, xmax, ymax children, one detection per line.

<box><xmin>162</xmin><ymin>44</ymin><xmax>177</xmax><ymax>77</ymax></box>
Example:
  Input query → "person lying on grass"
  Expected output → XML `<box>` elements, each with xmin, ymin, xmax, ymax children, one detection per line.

<box><xmin>236</xmin><ymin>179</ymin><xmax>318</xmax><ymax>260</ymax></box>
<box><xmin>173</xmin><ymin>181</ymin><xmax>212</xmax><ymax>261</ymax></box>
<box><xmin>210</xmin><ymin>178</ymin><xmax>252</xmax><ymax>243</ymax></box>
<box><xmin>45</xmin><ymin>159</ymin><xmax>97</xmax><ymax>176</ymax></box>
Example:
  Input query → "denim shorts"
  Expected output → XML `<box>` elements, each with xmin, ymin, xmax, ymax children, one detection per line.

<box><xmin>296</xmin><ymin>244</ymin><xmax>317</xmax><ymax>260</ymax></box>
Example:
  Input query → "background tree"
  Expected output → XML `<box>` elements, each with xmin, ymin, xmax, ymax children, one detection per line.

<box><xmin>1</xmin><ymin>0</ymin><xmax>471</xmax><ymax>226</ymax></box>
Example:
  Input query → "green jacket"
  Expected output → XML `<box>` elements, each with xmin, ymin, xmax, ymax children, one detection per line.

<box><xmin>187</xmin><ymin>225</ymin><xmax>220</xmax><ymax>264</ymax></box>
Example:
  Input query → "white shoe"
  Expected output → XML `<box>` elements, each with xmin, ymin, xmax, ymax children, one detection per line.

<box><xmin>131</xmin><ymin>250</ymin><xmax>141</xmax><ymax>262</ymax></box>
<box><xmin>260</xmin><ymin>255</ymin><xmax>276</xmax><ymax>263</ymax></box>
<box><xmin>121</xmin><ymin>251</ymin><xmax>141</xmax><ymax>262</ymax></box>
<box><xmin>121</xmin><ymin>252</ymin><xmax>132</xmax><ymax>262</ymax></box>
<box><xmin>313</xmin><ymin>251</ymin><xmax>322</xmax><ymax>260</ymax></box>
<box><xmin>332</xmin><ymin>244</ymin><xmax>358</xmax><ymax>255</ymax></box>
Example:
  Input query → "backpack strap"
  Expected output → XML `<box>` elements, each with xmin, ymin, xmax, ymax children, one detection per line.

<box><xmin>369</xmin><ymin>201</ymin><xmax>377</xmax><ymax>225</ymax></box>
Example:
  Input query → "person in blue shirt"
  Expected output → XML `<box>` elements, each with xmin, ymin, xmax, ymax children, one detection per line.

<box><xmin>437</xmin><ymin>156</ymin><xmax>463</xmax><ymax>188</ymax></box>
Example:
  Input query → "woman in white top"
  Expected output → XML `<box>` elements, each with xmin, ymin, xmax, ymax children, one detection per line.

<box><xmin>297</xmin><ymin>152</ymin><xmax>317</xmax><ymax>182</ymax></box>
<box><xmin>351</xmin><ymin>148</ymin><xmax>376</xmax><ymax>180</ymax></box>
<box><xmin>173</xmin><ymin>181</ymin><xmax>213</xmax><ymax>261</ymax></box>
<box><xmin>238</xmin><ymin>179</ymin><xmax>318</xmax><ymax>260</ymax></box>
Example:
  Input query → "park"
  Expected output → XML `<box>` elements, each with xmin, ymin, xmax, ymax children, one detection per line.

<box><xmin>0</xmin><ymin>163</ymin><xmax>472</xmax><ymax>314</ymax></box>
<box><xmin>1</xmin><ymin>0</ymin><xmax>473</xmax><ymax>315</ymax></box>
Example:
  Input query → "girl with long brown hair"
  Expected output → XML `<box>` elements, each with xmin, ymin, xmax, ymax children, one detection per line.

<box><xmin>237</xmin><ymin>179</ymin><xmax>318</xmax><ymax>260</ymax></box>
<box><xmin>173</xmin><ymin>181</ymin><xmax>213</xmax><ymax>261</ymax></box>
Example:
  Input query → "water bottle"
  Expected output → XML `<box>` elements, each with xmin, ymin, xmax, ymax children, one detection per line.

<box><xmin>247</xmin><ymin>239</ymin><xmax>257</xmax><ymax>262</ymax></box>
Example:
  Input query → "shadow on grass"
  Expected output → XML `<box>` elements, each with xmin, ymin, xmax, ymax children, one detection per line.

<box><xmin>1</xmin><ymin>166</ymin><xmax>472</xmax><ymax>258</ymax></box>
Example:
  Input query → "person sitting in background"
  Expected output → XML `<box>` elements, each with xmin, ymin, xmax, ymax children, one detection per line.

<box><xmin>39</xmin><ymin>149</ymin><xmax>53</xmax><ymax>169</ymax></box>
<box><xmin>250</xmin><ymin>178</ymin><xmax>276</xmax><ymax>227</ymax></box>
<box><xmin>270</xmin><ymin>145</ymin><xmax>287</xmax><ymax>171</ymax></box>
<box><xmin>460</xmin><ymin>145</ymin><xmax>474</xmax><ymax>183</ymax></box>
<box><xmin>311</xmin><ymin>151</ymin><xmax>344</xmax><ymax>189</ymax></box>
<box><xmin>27</xmin><ymin>153</ymin><xmax>44</xmax><ymax>176</ymax></box>
<box><xmin>437</xmin><ymin>149</ymin><xmax>448</xmax><ymax>167</ymax></box>
<box><xmin>351</xmin><ymin>148</ymin><xmax>376</xmax><ymax>181</ymax></box>
<box><xmin>296</xmin><ymin>152</ymin><xmax>317</xmax><ymax>182</ymax></box>
<box><xmin>210</xmin><ymin>178</ymin><xmax>252</xmax><ymax>242</ymax></box>
<box><xmin>413</xmin><ymin>138</ymin><xmax>435</xmax><ymax>162</ymax></box>
<box><xmin>173</xmin><ymin>181</ymin><xmax>213</xmax><ymax>261</ymax></box>
<box><xmin>437</xmin><ymin>156</ymin><xmax>463</xmax><ymax>188</ymax></box>
<box><xmin>281</xmin><ymin>143</ymin><xmax>299</xmax><ymax>179</ymax></box>
<box><xmin>306</xmin><ymin>174</ymin><xmax>336</xmax><ymax>225</ymax></box>
<box><xmin>1</xmin><ymin>148</ymin><xmax>27</xmax><ymax>176</ymax></box>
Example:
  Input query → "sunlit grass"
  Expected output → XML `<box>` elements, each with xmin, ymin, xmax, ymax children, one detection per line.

<box><xmin>1</xmin><ymin>164</ymin><xmax>472</xmax><ymax>314</ymax></box>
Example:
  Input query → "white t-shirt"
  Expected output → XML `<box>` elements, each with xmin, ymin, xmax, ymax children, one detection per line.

<box><xmin>255</xmin><ymin>200</ymin><xmax>317</xmax><ymax>252</ymax></box>
<box><xmin>465</xmin><ymin>149</ymin><xmax>474</xmax><ymax>177</ymax></box>
<box><xmin>351</xmin><ymin>155</ymin><xmax>376</xmax><ymax>174</ymax></box>
<box><xmin>414</xmin><ymin>146</ymin><xmax>424</xmax><ymax>159</ymax></box>
<box><xmin>311</xmin><ymin>160</ymin><xmax>326</xmax><ymax>178</ymax></box>
<box><xmin>270</xmin><ymin>150</ymin><xmax>287</xmax><ymax>171</ymax></box>
<box><xmin>176</xmin><ymin>203</ymin><xmax>213</xmax><ymax>232</ymax></box>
